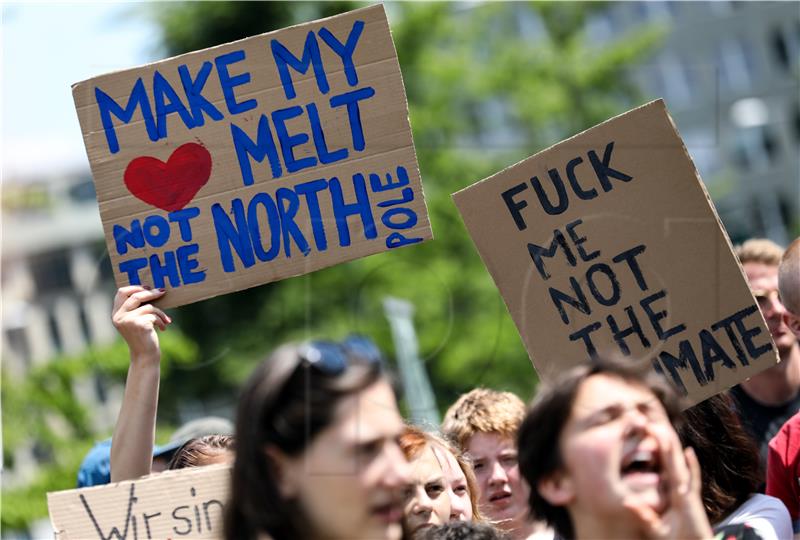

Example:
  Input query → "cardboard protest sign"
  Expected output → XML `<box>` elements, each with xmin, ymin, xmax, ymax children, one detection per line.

<box><xmin>48</xmin><ymin>464</ymin><xmax>229</xmax><ymax>539</ymax></box>
<box><xmin>453</xmin><ymin>99</ymin><xmax>778</xmax><ymax>404</ymax></box>
<box><xmin>72</xmin><ymin>5</ymin><xmax>431</xmax><ymax>308</ymax></box>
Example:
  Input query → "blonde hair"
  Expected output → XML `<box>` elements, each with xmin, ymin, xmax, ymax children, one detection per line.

<box><xmin>735</xmin><ymin>238</ymin><xmax>784</xmax><ymax>267</ymax></box>
<box><xmin>399</xmin><ymin>425</ymin><xmax>485</xmax><ymax>522</ymax></box>
<box><xmin>441</xmin><ymin>388</ymin><xmax>525</xmax><ymax>451</ymax></box>
<box><xmin>779</xmin><ymin>238</ymin><xmax>800</xmax><ymax>316</ymax></box>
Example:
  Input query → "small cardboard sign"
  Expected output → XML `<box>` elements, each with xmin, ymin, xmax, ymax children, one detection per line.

<box><xmin>72</xmin><ymin>5</ymin><xmax>431</xmax><ymax>308</ymax></box>
<box><xmin>48</xmin><ymin>464</ymin><xmax>230</xmax><ymax>539</ymax></box>
<box><xmin>453</xmin><ymin>100</ymin><xmax>778</xmax><ymax>404</ymax></box>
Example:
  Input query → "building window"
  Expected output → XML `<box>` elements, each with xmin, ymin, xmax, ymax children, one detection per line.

<box><xmin>47</xmin><ymin>309</ymin><xmax>62</xmax><ymax>354</ymax></box>
<box><xmin>657</xmin><ymin>53</ymin><xmax>692</xmax><ymax>106</ymax></box>
<box><xmin>731</xmin><ymin>125</ymin><xmax>781</xmax><ymax>172</ymax></box>
<box><xmin>5</xmin><ymin>327</ymin><xmax>31</xmax><ymax>367</ymax></box>
<box><xmin>29</xmin><ymin>249</ymin><xmax>73</xmax><ymax>294</ymax></box>
<box><xmin>717</xmin><ymin>38</ymin><xmax>755</xmax><ymax>93</ymax></box>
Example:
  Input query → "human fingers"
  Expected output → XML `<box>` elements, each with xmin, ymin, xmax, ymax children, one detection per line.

<box><xmin>129</xmin><ymin>303</ymin><xmax>172</xmax><ymax>325</ymax></box>
<box><xmin>657</xmin><ymin>428</ymin><xmax>690</xmax><ymax>501</ymax></box>
<box><xmin>113</xmin><ymin>286</ymin><xmax>147</xmax><ymax>312</ymax></box>
<box><xmin>121</xmin><ymin>288</ymin><xmax>165</xmax><ymax>313</ymax></box>
<box><xmin>622</xmin><ymin>499</ymin><xmax>664</xmax><ymax>539</ymax></box>
<box><xmin>684</xmin><ymin>447</ymin><xmax>702</xmax><ymax>496</ymax></box>
<box><xmin>149</xmin><ymin>305</ymin><xmax>172</xmax><ymax>328</ymax></box>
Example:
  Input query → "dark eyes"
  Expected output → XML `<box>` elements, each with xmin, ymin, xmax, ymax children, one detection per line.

<box><xmin>500</xmin><ymin>455</ymin><xmax>517</xmax><ymax>466</ymax></box>
<box><xmin>453</xmin><ymin>484</ymin><xmax>468</xmax><ymax>495</ymax></box>
<box><xmin>472</xmin><ymin>461</ymin><xmax>486</xmax><ymax>471</ymax></box>
<box><xmin>426</xmin><ymin>482</ymin><xmax>445</xmax><ymax>498</ymax></box>
<box><xmin>356</xmin><ymin>439</ymin><xmax>382</xmax><ymax>458</ymax></box>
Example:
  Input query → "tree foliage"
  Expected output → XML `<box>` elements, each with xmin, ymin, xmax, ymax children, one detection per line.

<box><xmin>144</xmin><ymin>1</ymin><xmax>661</xmax><ymax>407</ymax></box>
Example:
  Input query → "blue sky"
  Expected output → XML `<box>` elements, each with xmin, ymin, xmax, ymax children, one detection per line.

<box><xmin>2</xmin><ymin>2</ymin><xmax>160</xmax><ymax>179</ymax></box>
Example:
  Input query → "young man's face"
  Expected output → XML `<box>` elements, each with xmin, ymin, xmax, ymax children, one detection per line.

<box><xmin>466</xmin><ymin>432</ymin><xmax>529</xmax><ymax>525</ymax></box>
<box><xmin>743</xmin><ymin>262</ymin><xmax>797</xmax><ymax>353</ymax></box>
<box><xmin>546</xmin><ymin>374</ymin><xmax>676</xmax><ymax>523</ymax></box>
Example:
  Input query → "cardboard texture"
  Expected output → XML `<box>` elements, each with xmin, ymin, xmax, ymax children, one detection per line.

<box><xmin>48</xmin><ymin>464</ymin><xmax>230</xmax><ymax>539</ymax></box>
<box><xmin>72</xmin><ymin>5</ymin><xmax>431</xmax><ymax>308</ymax></box>
<box><xmin>453</xmin><ymin>100</ymin><xmax>779</xmax><ymax>405</ymax></box>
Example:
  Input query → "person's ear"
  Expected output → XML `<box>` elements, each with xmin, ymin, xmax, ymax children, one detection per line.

<box><xmin>538</xmin><ymin>469</ymin><xmax>575</xmax><ymax>507</ymax></box>
<box><xmin>264</xmin><ymin>445</ymin><xmax>300</xmax><ymax>498</ymax></box>
<box><xmin>784</xmin><ymin>312</ymin><xmax>800</xmax><ymax>339</ymax></box>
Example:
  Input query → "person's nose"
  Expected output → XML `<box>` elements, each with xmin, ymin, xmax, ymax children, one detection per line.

<box><xmin>449</xmin><ymin>493</ymin><xmax>467</xmax><ymax>520</ymax></box>
<box><xmin>488</xmin><ymin>460</ymin><xmax>508</xmax><ymax>486</ymax></box>
<box><xmin>410</xmin><ymin>486</ymin><xmax>433</xmax><ymax>516</ymax></box>
<box><xmin>382</xmin><ymin>439</ymin><xmax>412</xmax><ymax>489</ymax></box>
<box><xmin>764</xmin><ymin>294</ymin><xmax>787</xmax><ymax>319</ymax></box>
<box><xmin>620</xmin><ymin>406</ymin><xmax>651</xmax><ymax>437</ymax></box>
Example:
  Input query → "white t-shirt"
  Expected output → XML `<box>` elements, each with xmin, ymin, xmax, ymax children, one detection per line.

<box><xmin>716</xmin><ymin>493</ymin><xmax>793</xmax><ymax>540</ymax></box>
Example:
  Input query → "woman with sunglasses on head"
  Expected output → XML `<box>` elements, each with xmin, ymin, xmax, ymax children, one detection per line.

<box><xmin>225</xmin><ymin>336</ymin><xmax>412</xmax><ymax>540</ymax></box>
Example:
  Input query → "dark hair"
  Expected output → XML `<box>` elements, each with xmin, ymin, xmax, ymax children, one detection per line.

<box><xmin>517</xmin><ymin>357</ymin><xmax>683</xmax><ymax>540</ymax></box>
<box><xmin>166</xmin><ymin>435</ymin><xmax>234</xmax><ymax>470</ymax></box>
<box><xmin>677</xmin><ymin>393</ymin><xmax>762</xmax><ymax>523</ymax></box>
<box><xmin>420</xmin><ymin>521</ymin><xmax>510</xmax><ymax>540</ymax></box>
<box><xmin>224</xmin><ymin>342</ymin><xmax>383</xmax><ymax>540</ymax></box>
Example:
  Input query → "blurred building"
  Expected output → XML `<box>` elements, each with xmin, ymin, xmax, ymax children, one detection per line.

<box><xmin>588</xmin><ymin>1</ymin><xmax>799</xmax><ymax>244</ymax></box>
<box><xmin>1</xmin><ymin>172</ymin><xmax>122</xmax><ymax>485</ymax></box>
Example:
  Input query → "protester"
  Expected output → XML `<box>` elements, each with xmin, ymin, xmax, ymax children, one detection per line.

<box><xmin>400</xmin><ymin>425</ymin><xmax>484</xmax><ymax>537</ymax></box>
<box><xmin>420</xmin><ymin>521</ymin><xmax>510</xmax><ymax>540</ymax></box>
<box><xmin>109</xmin><ymin>285</ymin><xmax>172</xmax><ymax>482</ymax></box>
<box><xmin>401</xmin><ymin>426</ymin><xmax>452</xmax><ymax>537</ymax></box>
<box><xmin>517</xmin><ymin>358</ymin><xmax>713</xmax><ymax>540</ymax></box>
<box><xmin>109</xmin><ymin>286</ymin><xmax>235</xmax><ymax>481</ymax></box>
<box><xmin>430</xmin><ymin>432</ymin><xmax>482</xmax><ymax>522</ymax></box>
<box><xmin>766</xmin><ymin>237</ymin><xmax>800</xmax><ymax>535</ymax></box>
<box><xmin>167</xmin><ymin>434</ymin><xmax>234</xmax><ymax>470</ymax></box>
<box><xmin>678</xmin><ymin>393</ymin><xmax>791</xmax><ymax>539</ymax></box>
<box><xmin>730</xmin><ymin>239</ymin><xmax>800</xmax><ymax>470</ymax></box>
<box><xmin>224</xmin><ymin>336</ymin><xmax>411</xmax><ymax>540</ymax></box>
<box><xmin>443</xmin><ymin>389</ymin><xmax>547</xmax><ymax>539</ymax></box>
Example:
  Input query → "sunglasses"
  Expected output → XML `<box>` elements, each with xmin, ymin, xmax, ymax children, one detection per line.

<box><xmin>296</xmin><ymin>335</ymin><xmax>384</xmax><ymax>375</ymax></box>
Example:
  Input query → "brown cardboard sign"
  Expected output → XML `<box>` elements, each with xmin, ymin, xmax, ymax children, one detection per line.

<box><xmin>452</xmin><ymin>100</ymin><xmax>778</xmax><ymax>404</ymax></box>
<box><xmin>72</xmin><ymin>5</ymin><xmax>431</xmax><ymax>308</ymax></box>
<box><xmin>48</xmin><ymin>464</ymin><xmax>230</xmax><ymax>539</ymax></box>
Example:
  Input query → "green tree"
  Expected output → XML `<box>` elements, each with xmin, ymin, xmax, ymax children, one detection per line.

<box><xmin>148</xmin><ymin>1</ymin><xmax>662</xmax><ymax>408</ymax></box>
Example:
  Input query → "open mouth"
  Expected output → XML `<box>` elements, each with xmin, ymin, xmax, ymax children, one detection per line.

<box><xmin>620</xmin><ymin>449</ymin><xmax>661</xmax><ymax>477</ymax></box>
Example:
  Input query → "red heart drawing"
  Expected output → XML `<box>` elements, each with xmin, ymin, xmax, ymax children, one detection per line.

<box><xmin>124</xmin><ymin>142</ymin><xmax>212</xmax><ymax>212</ymax></box>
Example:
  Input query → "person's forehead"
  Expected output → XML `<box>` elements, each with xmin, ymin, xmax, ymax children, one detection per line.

<box><xmin>412</xmin><ymin>445</ymin><xmax>444</xmax><ymax>477</ymax></box>
<box><xmin>467</xmin><ymin>431</ymin><xmax>515</xmax><ymax>456</ymax></box>
<box><xmin>570</xmin><ymin>374</ymin><xmax>660</xmax><ymax>417</ymax></box>
<box><xmin>743</xmin><ymin>261</ymin><xmax>779</xmax><ymax>285</ymax></box>
<box><xmin>335</xmin><ymin>381</ymin><xmax>404</xmax><ymax>441</ymax></box>
<box><xmin>432</xmin><ymin>445</ymin><xmax>463</xmax><ymax>480</ymax></box>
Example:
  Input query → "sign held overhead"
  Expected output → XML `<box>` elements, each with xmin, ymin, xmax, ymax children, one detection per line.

<box><xmin>453</xmin><ymin>100</ymin><xmax>778</xmax><ymax>405</ymax></box>
<box><xmin>73</xmin><ymin>5</ymin><xmax>432</xmax><ymax>308</ymax></box>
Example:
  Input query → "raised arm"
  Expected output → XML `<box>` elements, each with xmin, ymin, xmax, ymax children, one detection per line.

<box><xmin>109</xmin><ymin>286</ymin><xmax>171</xmax><ymax>482</ymax></box>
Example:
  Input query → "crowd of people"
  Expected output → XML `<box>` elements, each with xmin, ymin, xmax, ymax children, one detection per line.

<box><xmin>76</xmin><ymin>236</ymin><xmax>800</xmax><ymax>540</ymax></box>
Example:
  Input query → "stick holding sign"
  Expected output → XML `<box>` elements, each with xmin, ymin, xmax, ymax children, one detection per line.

<box><xmin>72</xmin><ymin>5</ymin><xmax>432</xmax><ymax>308</ymax></box>
<box><xmin>453</xmin><ymin>99</ymin><xmax>778</xmax><ymax>406</ymax></box>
